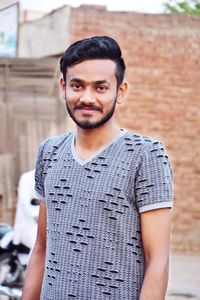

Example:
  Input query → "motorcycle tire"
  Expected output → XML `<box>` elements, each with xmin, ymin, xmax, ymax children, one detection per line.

<box><xmin>0</xmin><ymin>253</ymin><xmax>22</xmax><ymax>287</ymax></box>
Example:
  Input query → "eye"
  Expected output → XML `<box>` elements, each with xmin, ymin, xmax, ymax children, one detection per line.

<box><xmin>71</xmin><ymin>83</ymin><xmax>82</xmax><ymax>90</ymax></box>
<box><xmin>97</xmin><ymin>86</ymin><xmax>108</xmax><ymax>93</ymax></box>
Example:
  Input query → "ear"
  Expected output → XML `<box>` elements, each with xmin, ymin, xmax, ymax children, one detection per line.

<box><xmin>116</xmin><ymin>81</ymin><xmax>128</xmax><ymax>104</ymax></box>
<box><xmin>60</xmin><ymin>78</ymin><xmax>66</xmax><ymax>99</ymax></box>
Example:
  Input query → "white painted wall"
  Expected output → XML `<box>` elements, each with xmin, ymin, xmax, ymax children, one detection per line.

<box><xmin>19</xmin><ymin>5</ymin><xmax>71</xmax><ymax>58</ymax></box>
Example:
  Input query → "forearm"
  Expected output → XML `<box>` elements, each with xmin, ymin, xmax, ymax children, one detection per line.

<box><xmin>21</xmin><ymin>245</ymin><xmax>45</xmax><ymax>300</ymax></box>
<box><xmin>139</xmin><ymin>259</ymin><xmax>169</xmax><ymax>300</ymax></box>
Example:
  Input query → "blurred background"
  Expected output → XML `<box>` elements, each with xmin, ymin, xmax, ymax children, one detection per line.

<box><xmin>0</xmin><ymin>0</ymin><xmax>200</xmax><ymax>299</ymax></box>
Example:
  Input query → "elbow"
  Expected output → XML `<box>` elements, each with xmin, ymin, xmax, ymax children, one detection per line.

<box><xmin>145</xmin><ymin>254</ymin><xmax>170</xmax><ymax>282</ymax></box>
<box><xmin>140</xmin><ymin>256</ymin><xmax>170</xmax><ymax>300</ymax></box>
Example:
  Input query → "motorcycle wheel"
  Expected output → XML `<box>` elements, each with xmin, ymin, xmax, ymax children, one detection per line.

<box><xmin>0</xmin><ymin>253</ymin><xmax>22</xmax><ymax>286</ymax></box>
<box><xmin>0</xmin><ymin>253</ymin><xmax>12</xmax><ymax>284</ymax></box>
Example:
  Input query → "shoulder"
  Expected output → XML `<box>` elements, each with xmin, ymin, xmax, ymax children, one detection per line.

<box><xmin>123</xmin><ymin>130</ymin><xmax>165</xmax><ymax>153</ymax></box>
<box><xmin>38</xmin><ymin>132</ymin><xmax>73</xmax><ymax>152</ymax></box>
<box><xmin>122</xmin><ymin>131</ymin><xmax>171</xmax><ymax>170</ymax></box>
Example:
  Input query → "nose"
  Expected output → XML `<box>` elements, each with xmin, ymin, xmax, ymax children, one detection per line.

<box><xmin>79</xmin><ymin>88</ymin><xmax>95</xmax><ymax>105</ymax></box>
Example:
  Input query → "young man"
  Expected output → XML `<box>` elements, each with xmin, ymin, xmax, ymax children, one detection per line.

<box><xmin>22</xmin><ymin>36</ymin><xmax>173</xmax><ymax>300</ymax></box>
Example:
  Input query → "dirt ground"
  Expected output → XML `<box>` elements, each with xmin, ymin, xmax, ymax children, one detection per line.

<box><xmin>166</xmin><ymin>252</ymin><xmax>200</xmax><ymax>300</ymax></box>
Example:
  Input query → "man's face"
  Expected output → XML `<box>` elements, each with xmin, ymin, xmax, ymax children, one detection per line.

<box><xmin>61</xmin><ymin>59</ymin><xmax>121</xmax><ymax>129</ymax></box>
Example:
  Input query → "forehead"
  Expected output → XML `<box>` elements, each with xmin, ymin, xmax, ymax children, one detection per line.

<box><xmin>66</xmin><ymin>59</ymin><xmax>117</xmax><ymax>82</ymax></box>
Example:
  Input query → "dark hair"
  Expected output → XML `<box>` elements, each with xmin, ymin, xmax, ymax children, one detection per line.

<box><xmin>60</xmin><ymin>36</ymin><xmax>126</xmax><ymax>87</ymax></box>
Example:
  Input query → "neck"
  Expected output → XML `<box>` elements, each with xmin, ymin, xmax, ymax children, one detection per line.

<box><xmin>75</xmin><ymin>120</ymin><xmax>121</xmax><ymax>152</ymax></box>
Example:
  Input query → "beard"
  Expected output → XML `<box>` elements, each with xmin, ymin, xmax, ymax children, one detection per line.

<box><xmin>65</xmin><ymin>98</ymin><xmax>117</xmax><ymax>129</ymax></box>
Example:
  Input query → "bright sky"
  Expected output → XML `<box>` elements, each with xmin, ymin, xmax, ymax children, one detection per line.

<box><xmin>20</xmin><ymin>0</ymin><xmax>167</xmax><ymax>14</ymax></box>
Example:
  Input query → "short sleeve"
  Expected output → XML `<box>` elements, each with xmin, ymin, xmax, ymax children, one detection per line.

<box><xmin>34</xmin><ymin>140</ymin><xmax>47</xmax><ymax>200</ymax></box>
<box><xmin>135</xmin><ymin>141</ymin><xmax>173</xmax><ymax>213</ymax></box>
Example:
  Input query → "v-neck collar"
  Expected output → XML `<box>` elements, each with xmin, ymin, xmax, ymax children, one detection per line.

<box><xmin>71</xmin><ymin>130</ymin><xmax>127</xmax><ymax>166</ymax></box>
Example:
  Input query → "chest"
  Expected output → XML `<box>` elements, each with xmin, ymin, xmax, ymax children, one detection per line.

<box><xmin>43</xmin><ymin>146</ymin><xmax>137</xmax><ymax>218</ymax></box>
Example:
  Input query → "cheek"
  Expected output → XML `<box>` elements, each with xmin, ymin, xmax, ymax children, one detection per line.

<box><xmin>104</xmin><ymin>92</ymin><xmax>117</xmax><ymax>105</ymax></box>
<box><xmin>65</xmin><ymin>90</ymin><xmax>79</xmax><ymax>102</ymax></box>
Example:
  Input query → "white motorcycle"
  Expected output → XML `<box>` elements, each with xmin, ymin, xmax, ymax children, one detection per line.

<box><xmin>0</xmin><ymin>198</ymin><xmax>39</xmax><ymax>299</ymax></box>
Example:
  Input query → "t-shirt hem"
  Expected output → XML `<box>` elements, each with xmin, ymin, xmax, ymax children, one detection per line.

<box><xmin>139</xmin><ymin>201</ymin><xmax>172</xmax><ymax>213</ymax></box>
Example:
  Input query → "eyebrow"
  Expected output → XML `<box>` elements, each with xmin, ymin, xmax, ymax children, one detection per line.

<box><xmin>68</xmin><ymin>77</ymin><xmax>110</xmax><ymax>85</ymax></box>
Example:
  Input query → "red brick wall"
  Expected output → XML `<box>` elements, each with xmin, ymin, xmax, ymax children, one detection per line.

<box><xmin>69</xmin><ymin>6</ymin><xmax>200</xmax><ymax>252</ymax></box>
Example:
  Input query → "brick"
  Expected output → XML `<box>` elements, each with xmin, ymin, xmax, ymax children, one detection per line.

<box><xmin>68</xmin><ymin>6</ymin><xmax>200</xmax><ymax>252</ymax></box>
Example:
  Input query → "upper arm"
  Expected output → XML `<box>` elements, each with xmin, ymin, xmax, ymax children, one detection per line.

<box><xmin>34</xmin><ymin>201</ymin><xmax>47</xmax><ymax>253</ymax></box>
<box><xmin>135</xmin><ymin>141</ymin><xmax>173</xmax><ymax>213</ymax></box>
<box><xmin>141</xmin><ymin>208</ymin><xmax>171</xmax><ymax>264</ymax></box>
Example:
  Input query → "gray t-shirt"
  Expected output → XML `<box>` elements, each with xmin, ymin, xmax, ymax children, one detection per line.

<box><xmin>35</xmin><ymin>130</ymin><xmax>173</xmax><ymax>300</ymax></box>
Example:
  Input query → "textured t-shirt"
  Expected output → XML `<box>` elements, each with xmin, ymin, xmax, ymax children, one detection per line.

<box><xmin>35</xmin><ymin>130</ymin><xmax>173</xmax><ymax>300</ymax></box>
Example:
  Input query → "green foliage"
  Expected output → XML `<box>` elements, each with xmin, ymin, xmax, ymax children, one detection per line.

<box><xmin>163</xmin><ymin>0</ymin><xmax>200</xmax><ymax>14</ymax></box>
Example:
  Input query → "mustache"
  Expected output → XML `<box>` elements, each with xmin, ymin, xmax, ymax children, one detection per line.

<box><xmin>74</xmin><ymin>103</ymin><xmax>102</xmax><ymax>112</ymax></box>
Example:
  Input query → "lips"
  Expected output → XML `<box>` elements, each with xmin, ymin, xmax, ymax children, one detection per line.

<box><xmin>75</xmin><ymin>104</ymin><xmax>102</xmax><ymax>112</ymax></box>
<box><xmin>79</xmin><ymin>107</ymin><xmax>97</xmax><ymax>111</ymax></box>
